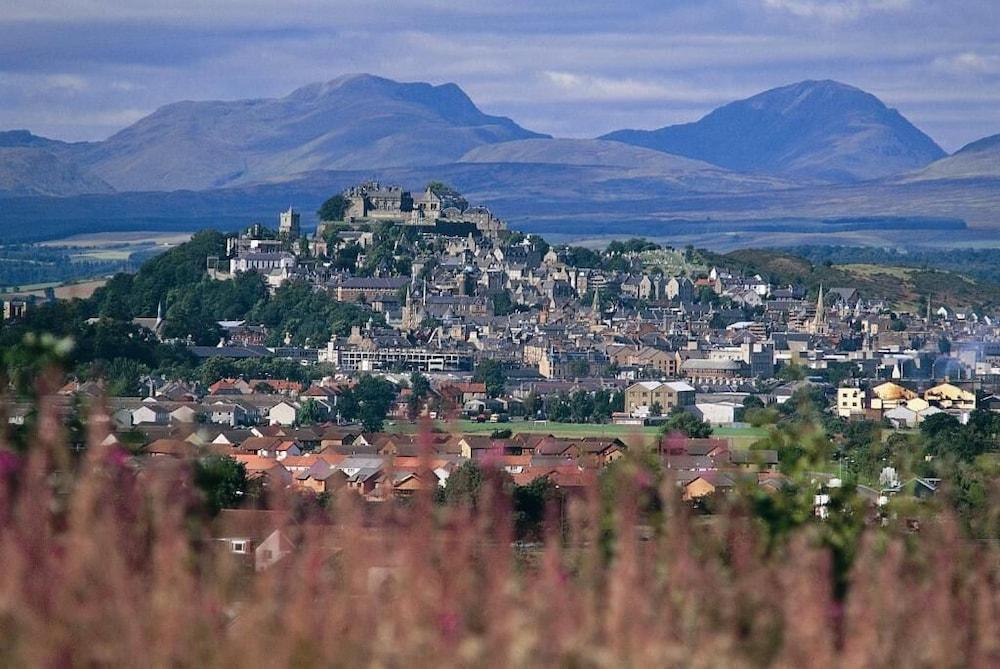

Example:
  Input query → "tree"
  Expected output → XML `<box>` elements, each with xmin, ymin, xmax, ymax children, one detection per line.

<box><xmin>193</xmin><ymin>456</ymin><xmax>249</xmax><ymax>516</ymax></box>
<box><xmin>662</xmin><ymin>407</ymin><xmax>713</xmax><ymax>438</ymax></box>
<box><xmin>339</xmin><ymin>375</ymin><xmax>398</xmax><ymax>431</ymax></box>
<box><xmin>443</xmin><ymin>460</ymin><xmax>486</xmax><ymax>507</ymax></box>
<box><xmin>513</xmin><ymin>477</ymin><xmax>558</xmax><ymax>540</ymax></box>
<box><xmin>569</xmin><ymin>359</ymin><xmax>591</xmax><ymax>378</ymax></box>
<box><xmin>407</xmin><ymin>371</ymin><xmax>431</xmax><ymax>420</ymax></box>
<box><xmin>296</xmin><ymin>399</ymin><xmax>325</xmax><ymax>426</ymax></box>
<box><xmin>650</xmin><ymin>401</ymin><xmax>663</xmax><ymax>417</ymax></box>
<box><xmin>473</xmin><ymin>358</ymin><xmax>507</xmax><ymax>398</ymax></box>
<box><xmin>317</xmin><ymin>194</ymin><xmax>350</xmax><ymax>221</ymax></box>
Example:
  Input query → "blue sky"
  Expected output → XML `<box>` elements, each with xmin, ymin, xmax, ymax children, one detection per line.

<box><xmin>0</xmin><ymin>0</ymin><xmax>997</xmax><ymax>151</ymax></box>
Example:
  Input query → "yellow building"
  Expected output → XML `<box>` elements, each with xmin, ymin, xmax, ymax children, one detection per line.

<box><xmin>924</xmin><ymin>382</ymin><xmax>976</xmax><ymax>411</ymax></box>
<box><xmin>869</xmin><ymin>382</ymin><xmax>917</xmax><ymax>411</ymax></box>
<box><xmin>625</xmin><ymin>381</ymin><xmax>696</xmax><ymax>417</ymax></box>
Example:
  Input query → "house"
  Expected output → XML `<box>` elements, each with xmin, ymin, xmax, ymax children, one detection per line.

<box><xmin>837</xmin><ymin>387</ymin><xmax>866</xmax><ymax>419</ymax></box>
<box><xmin>132</xmin><ymin>401</ymin><xmax>170</xmax><ymax>426</ymax></box>
<box><xmin>681</xmin><ymin>472</ymin><xmax>736</xmax><ymax>501</ymax></box>
<box><xmin>923</xmin><ymin>382</ymin><xmax>976</xmax><ymax>411</ymax></box>
<box><xmin>268</xmin><ymin>401</ymin><xmax>300</xmax><ymax>426</ymax></box>
<box><xmin>211</xmin><ymin>509</ymin><xmax>295</xmax><ymax>571</ymax></box>
<box><xmin>169</xmin><ymin>405</ymin><xmax>198</xmax><ymax>424</ymax></box>
<box><xmin>869</xmin><ymin>382</ymin><xmax>918</xmax><ymax>412</ymax></box>
<box><xmin>145</xmin><ymin>438</ymin><xmax>194</xmax><ymax>458</ymax></box>
<box><xmin>624</xmin><ymin>381</ymin><xmax>696</xmax><ymax>417</ymax></box>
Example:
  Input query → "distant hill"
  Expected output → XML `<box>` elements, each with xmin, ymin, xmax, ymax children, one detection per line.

<box><xmin>601</xmin><ymin>80</ymin><xmax>945</xmax><ymax>183</ymax></box>
<box><xmin>714</xmin><ymin>248</ymin><xmax>1000</xmax><ymax>310</ymax></box>
<box><xmin>0</xmin><ymin>131</ymin><xmax>111</xmax><ymax>197</ymax></box>
<box><xmin>458</xmin><ymin>138</ymin><xmax>789</xmax><ymax>193</ymax></box>
<box><xmin>901</xmin><ymin>133</ymin><xmax>1000</xmax><ymax>182</ymax></box>
<box><xmin>76</xmin><ymin>74</ymin><xmax>547</xmax><ymax>192</ymax></box>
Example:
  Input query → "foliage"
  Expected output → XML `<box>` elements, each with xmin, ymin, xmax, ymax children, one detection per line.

<box><xmin>472</xmin><ymin>358</ymin><xmax>507</xmax><ymax>398</ymax></box>
<box><xmin>337</xmin><ymin>375</ymin><xmax>398</xmax><ymax>432</ymax></box>
<box><xmin>425</xmin><ymin>181</ymin><xmax>468</xmax><ymax>210</ymax></box>
<box><xmin>661</xmin><ymin>407</ymin><xmax>713</xmax><ymax>438</ymax></box>
<box><xmin>192</xmin><ymin>455</ymin><xmax>250</xmax><ymax>516</ymax></box>
<box><xmin>317</xmin><ymin>194</ymin><xmax>350</xmax><ymax>222</ymax></box>
<box><xmin>247</xmin><ymin>280</ymin><xmax>379</xmax><ymax>346</ymax></box>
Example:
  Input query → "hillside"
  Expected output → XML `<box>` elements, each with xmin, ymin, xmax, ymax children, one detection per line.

<box><xmin>902</xmin><ymin>133</ymin><xmax>1000</xmax><ymax>182</ymax></box>
<box><xmin>458</xmin><ymin>138</ymin><xmax>789</xmax><ymax>193</ymax></box>
<box><xmin>601</xmin><ymin>80</ymin><xmax>945</xmax><ymax>183</ymax></box>
<box><xmin>76</xmin><ymin>74</ymin><xmax>547</xmax><ymax>192</ymax></box>
<box><xmin>0</xmin><ymin>131</ymin><xmax>111</xmax><ymax>197</ymax></box>
<box><xmin>715</xmin><ymin>248</ymin><xmax>1000</xmax><ymax>310</ymax></box>
<box><xmin>0</xmin><ymin>146</ymin><xmax>113</xmax><ymax>197</ymax></box>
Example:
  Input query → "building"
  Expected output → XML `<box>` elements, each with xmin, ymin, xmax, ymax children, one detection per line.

<box><xmin>336</xmin><ymin>277</ymin><xmax>410</xmax><ymax>303</ymax></box>
<box><xmin>625</xmin><ymin>381</ymin><xmax>696</xmax><ymax>417</ymax></box>
<box><xmin>323</xmin><ymin>345</ymin><xmax>473</xmax><ymax>372</ymax></box>
<box><xmin>278</xmin><ymin>207</ymin><xmax>300</xmax><ymax>238</ymax></box>
<box><xmin>837</xmin><ymin>387</ymin><xmax>866</xmax><ymax>419</ymax></box>
<box><xmin>681</xmin><ymin>358</ymin><xmax>747</xmax><ymax>384</ymax></box>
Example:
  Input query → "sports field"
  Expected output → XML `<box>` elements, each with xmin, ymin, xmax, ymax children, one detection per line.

<box><xmin>390</xmin><ymin>419</ymin><xmax>769</xmax><ymax>449</ymax></box>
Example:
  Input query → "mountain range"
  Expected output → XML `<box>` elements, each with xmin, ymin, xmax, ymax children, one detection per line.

<box><xmin>601</xmin><ymin>80</ymin><xmax>946</xmax><ymax>182</ymax></box>
<box><xmin>1</xmin><ymin>74</ymin><xmax>999</xmax><ymax>241</ymax></box>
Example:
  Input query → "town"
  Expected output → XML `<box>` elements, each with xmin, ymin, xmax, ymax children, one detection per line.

<box><xmin>2</xmin><ymin>180</ymin><xmax>997</xmax><ymax>549</ymax></box>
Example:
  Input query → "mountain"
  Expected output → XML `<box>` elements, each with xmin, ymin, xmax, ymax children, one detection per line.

<box><xmin>601</xmin><ymin>80</ymin><xmax>945</xmax><ymax>183</ymax></box>
<box><xmin>77</xmin><ymin>74</ymin><xmax>547</xmax><ymax>192</ymax></box>
<box><xmin>458</xmin><ymin>138</ymin><xmax>789</xmax><ymax>192</ymax></box>
<box><xmin>902</xmin><ymin>133</ymin><xmax>1000</xmax><ymax>181</ymax></box>
<box><xmin>0</xmin><ymin>130</ymin><xmax>112</xmax><ymax>197</ymax></box>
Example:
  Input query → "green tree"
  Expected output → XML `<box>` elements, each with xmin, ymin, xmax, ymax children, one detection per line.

<box><xmin>296</xmin><ymin>399</ymin><xmax>325</xmax><ymax>426</ymax></box>
<box><xmin>317</xmin><ymin>194</ymin><xmax>350</xmax><ymax>221</ymax></box>
<box><xmin>444</xmin><ymin>460</ymin><xmax>486</xmax><ymax>507</ymax></box>
<box><xmin>338</xmin><ymin>375</ymin><xmax>398</xmax><ymax>432</ymax></box>
<box><xmin>662</xmin><ymin>407</ymin><xmax>713</xmax><ymax>438</ymax></box>
<box><xmin>193</xmin><ymin>456</ymin><xmax>249</xmax><ymax>516</ymax></box>
<box><xmin>513</xmin><ymin>476</ymin><xmax>557</xmax><ymax>540</ymax></box>
<box><xmin>473</xmin><ymin>358</ymin><xmax>507</xmax><ymax>398</ymax></box>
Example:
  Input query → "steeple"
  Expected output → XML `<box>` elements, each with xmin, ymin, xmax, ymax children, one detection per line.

<box><xmin>813</xmin><ymin>284</ymin><xmax>825</xmax><ymax>333</ymax></box>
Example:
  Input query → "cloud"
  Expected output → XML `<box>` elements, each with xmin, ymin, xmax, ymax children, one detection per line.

<box><xmin>932</xmin><ymin>52</ymin><xmax>1000</xmax><ymax>76</ymax></box>
<box><xmin>761</xmin><ymin>0</ymin><xmax>913</xmax><ymax>22</ymax></box>
<box><xmin>44</xmin><ymin>74</ymin><xmax>88</xmax><ymax>92</ymax></box>
<box><xmin>0</xmin><ymin>0</ymin><xmax>997</xmax><ymax>150</ymax></box>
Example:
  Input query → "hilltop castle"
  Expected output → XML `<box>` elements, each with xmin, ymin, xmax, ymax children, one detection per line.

<box><xmin>342</xmin><ymin>181</ymin><xmax>506</xmax><ymax>238</ymax></box>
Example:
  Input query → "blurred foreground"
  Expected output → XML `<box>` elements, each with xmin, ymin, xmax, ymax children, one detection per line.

<box><xmin>0</xmin><ymin>397</ymin><xmax>997</xmax><ymax>667</ymax></box>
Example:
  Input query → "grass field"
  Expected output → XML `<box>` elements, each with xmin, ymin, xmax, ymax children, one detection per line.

<box><xmin>389</xmin><ymin>419</ymin><xmax>769</xmax><ymax>449</ymax></box>
<box><xmin>1</xmin><ymin>278</ymin><xmax>108</xmax><ymax>300</ymax></box>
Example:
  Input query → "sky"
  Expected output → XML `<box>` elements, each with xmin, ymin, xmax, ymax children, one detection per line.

<box><xmin>0</xmin><ymin>0</ymin><xmax>997</xmax><ymax>152</ymax></box>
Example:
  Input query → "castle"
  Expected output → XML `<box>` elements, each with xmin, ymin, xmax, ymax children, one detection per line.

<box><xmin>341</xmin><ymin>181</ymin><xmax>505</xmax><ymax>238</ymax></box>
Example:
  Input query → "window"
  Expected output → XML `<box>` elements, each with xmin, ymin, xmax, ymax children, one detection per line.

<box><xmin>231</xmin><ymin>540</ymin><xmax>248</xmax><ymax>554</ymax></box>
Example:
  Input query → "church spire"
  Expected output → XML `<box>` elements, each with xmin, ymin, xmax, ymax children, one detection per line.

<box><xmin>813</xmin><ymin>284</ymin><xmax>825</xmax><ymax>332</ymax></box>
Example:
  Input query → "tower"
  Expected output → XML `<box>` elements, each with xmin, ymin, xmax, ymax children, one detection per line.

<box><xmin>812</xmin><ymin>285</ymin><xmax>825</xmax><ymax>334</ymax></box>
<box><xmin>279</xmin><ymin>207</ymin><xmax>300</xmax><ymax>238</ymax></box>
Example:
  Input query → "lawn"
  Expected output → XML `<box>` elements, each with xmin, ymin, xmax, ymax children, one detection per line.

<box><xmin>389</xmin><ymin>419</ymin><xmax>769</xmax><ymax>449</ymax></box>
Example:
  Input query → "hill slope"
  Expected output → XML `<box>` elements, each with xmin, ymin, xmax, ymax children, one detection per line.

<box><xmin>902</xmin><ymin>133</ymin><xmax>1000</xmax><ymax>182</ymax></box>
<box><xmin>457</xmin><ymin>138</ymin><xmax>789</xmax><ymax>192</ymax></box>
<box><xmin>77</xmin><ymin>74</ymin><xmax>547</xmax><ymax>192</ymax></box>
<box><xmin>0</xmin><ymin>131</ymin><xmax>111</xmax><ymax>197</ymax></box>
<box><xmin>601</xmin><ymin>80</ymin><xmax>945</xmax><ymax>182</ymax></box>
<box><xmin>716</xmin><ymin>248</ymin><xmax>1000</xmax><ymax>310</ymax></box>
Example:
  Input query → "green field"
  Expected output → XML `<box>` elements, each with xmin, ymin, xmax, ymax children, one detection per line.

<box><xmin>389</xmin><ymin>419</ymin><xmax>769</xmax><ymax>449</ymax></box>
